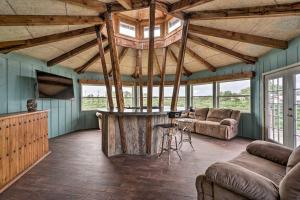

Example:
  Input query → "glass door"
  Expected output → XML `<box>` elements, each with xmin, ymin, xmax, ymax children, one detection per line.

<box><xmin>264</xmin><ymin>66</ymin><xmax>300</xmax><ymax>148</ymax></box>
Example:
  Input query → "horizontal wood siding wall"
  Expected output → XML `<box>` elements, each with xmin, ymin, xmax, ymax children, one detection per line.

<box><xmin>188</xmin><ymin>36</ymin><xmax>300</xmax><ymax>139</ymax></box>
<box><xmin>0</xmin><ymin>53</ymin><xmax>99</xmax><ymax>138</ymax></box>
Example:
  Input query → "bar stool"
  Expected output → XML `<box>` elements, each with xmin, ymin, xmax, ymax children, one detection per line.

<box><xmin>178</xmin><ymin>124</ymin><xmax>195</xmax><ymax>151</ymax></box>
<box><xmin>156</xmin><ymin>112</ymin><xmax>182</xmax><ymax>164</ymax></box>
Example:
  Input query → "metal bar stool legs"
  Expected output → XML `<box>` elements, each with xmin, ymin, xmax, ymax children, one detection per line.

<box><xmin>179</xmin><ymin>127</ymin><xmax>195</xmax><ymax>151</ymax></box>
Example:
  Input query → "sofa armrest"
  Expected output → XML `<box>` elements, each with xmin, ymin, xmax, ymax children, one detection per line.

<box><xmin>220</xmin><ymin>118</ymin><xmax>238</xmax><ymax>126</ymax></box>
<box><xmin>246</xmin><ymin>140</ymin><xmax>293</xmax><ymax>165</ymax></box>
<box><xmin>205</xmin><ymin>162</ymin><xmax>279</xmax><ymax>200</ymax></box>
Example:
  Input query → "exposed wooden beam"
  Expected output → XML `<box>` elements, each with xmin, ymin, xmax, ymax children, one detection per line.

<box><xmin>108</xmin><ymin>47</ymin><xmax>129</xmax><ymax>76</ymax></box>
<box><xmin>189</xmin><ymin>2</ymin><xmax>300</xmax><ymax>20</ymax></box>
<box><xmin>156</xmin><ymin>1</ymin><xmax>184</xmax><ymax>19</ymax></box>
<box><xmin>168</xmin><ymin>48</ymin><xmax>192</xmax><ymax>76</ymax></box>
<box><xmin>174</xmin><ymin>42</ymin><xmax>216</xmax><ymax>72</ymax></box>
<box><xmin>56</xmin><ymin>0</ymin><xmax>107</xmax><ymax>12</ymax></box>
<box><xmin>109</xmin><ymin>0</ymin><xmax>149</xmax><ymax>12</ymax></box>
<box><xmin>47</xmin><ymin>39</ymin><xmax>98</xmax><ymax>67</ymax></box>
<box><xmin>188</xmin><ymin>71</ymin><xmax>255</xmax><ymax>85</ymax></box>
<box><xmin>154</xmin><ymin>50</ymin><xmax>162</xmax><ymax>78</ymax></box>
<box><xmin>188</xmin><ymin>33</ymin><xmax>257</xmax><ymax>64</ymax></box>
<box><xmin>158</xmin><ymin>46</ymin><xmax>168</xmax><ymax>111</ymax></box>
<box><xmin>189</xmin><ymin>24</ymin><xmax>288</xmax><ymax>49</ymax></box>
<box><xmin>169</xmin><ymin>0</ymin><xmax>213</xmax><ymax>13</ymax></box>
<box><xmin>171</xmin><ymin>16</ymin><xmax>190</xmax><ymax>111</ymax></box>
<box><xmin>137</xmin><ymin>49</ymin><xmax>143</xmax><ymax>108</ymax></box>
<box><xmin>95</xmin><ymin>25</ymin><xmax>114</xmax><ymax>111</ymax></box>
<box><xmin>0</xmin><ymin>15</ymin><xmax>103</xmax><ymax>26</ymax></box>
<box><xmin>146</xmin><ymin>0</ymin><xmax>156</xmax><ymax>155</ymax></box>
<box><xmin>117</xmin><ymin>0</ymin><xmax>132</xmax><ymax>9</ymax></box>
<box><xmin>74</xmin><ymin>44</ymin><xmax>110</xmax><ymax>73</ymax></box>
<box><xmin>105</xmin><ymin>10</ymin><xmax>127</xmax><ymax>153</ymax></box>
<box><xmin>0</xmin><ymin>26</ymin><xmax>96</xmax><ymax>53</ymax></box>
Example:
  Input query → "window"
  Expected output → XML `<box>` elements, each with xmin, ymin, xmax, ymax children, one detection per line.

<box><xmin>192</xmin><ymin>84</ymin><xmax>213</xmax><ymax>108</ymax></box>
<box><xmin>112</xmin><ymin>86</ymin><xmax>134</xmax><ymax>108</ymax></box>
<box><xmin>168</xmin><ymin>18</ymin><xmax>181</xmax><ymax>33</ymax></box>
<box><xmin>119</xmin><ymin>21</ymin><xmax>136</xmax><ymax>37</ymax></box>
<box><xmin>217</xmin><ymin>79</ymin><xmax>251</xmax><ymax>112</ymax></box>
<box><xmin>144</xmin><ymin>26</ymin><xmax>161</xmax><ymax>38</ymax></box>
<box><xmin>81</xmin><ymin>85</ymin><xmax>108</xmax><ymax>111</ymax></box>
<box><xmin>143</xmin><ymin>86</ymin><xmax>159</xmax><ymax>108</ymax></box>
<box><xmin>164</xmin><ymin>86</ymin><xmax>186</xmax><ymax>111</ymax></box>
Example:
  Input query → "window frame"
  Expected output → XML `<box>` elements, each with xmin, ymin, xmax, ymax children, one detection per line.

<box><xmin>168</xmin><ymin>17</ymin><xmax>182</xmax><ymax>33</ymax></box>
<box><xmin>81</xmin><ymin>84</ymin><xmax>108</xmax><ymax>111</ymax></box>
<box><xmin>119</xmin><ymin>21</ymin><xmax>137</xmax><ymax>38</ymax></box>
<box><xmin>143</xmin><ymin>25</ymin><xmax>162</xmax><ymax>39</ymax></box>
<box><xmin>216</xmin><ymin>79</ymin><xmax>251</xmax><ymax>113</ymax></box>
<box><xmin>191</xmin><ymin>83</ymin><xmax>214</xmax><ymax>109</ymax></box>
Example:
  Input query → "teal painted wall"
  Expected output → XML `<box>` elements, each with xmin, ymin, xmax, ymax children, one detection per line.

<box><xmin>188</xmin><ymin>36</ymin><xmax>300</xmax><ymax>139</ymax></box>
<box><xmin>0</xmin><ymin>53</ymin><xmax>99</xmax><ymax>138</ymax></box>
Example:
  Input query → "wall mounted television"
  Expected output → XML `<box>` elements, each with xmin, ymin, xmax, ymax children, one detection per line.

<box><xmin>36</xmin><ymin>70</ymin><xmax>74</xmax><ymax>99</ymax></box>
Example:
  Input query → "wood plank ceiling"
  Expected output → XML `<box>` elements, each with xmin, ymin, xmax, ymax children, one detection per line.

<box><xmin>0</xmin><ymin>0</ymin><xmax>300</xmax><ymax>76</ymax></box>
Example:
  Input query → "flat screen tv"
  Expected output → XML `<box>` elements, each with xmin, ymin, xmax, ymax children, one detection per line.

<box><xmin>36</xmin><ymin>70</ymin><xmax>74</xmax><ymax>99</ymax></box>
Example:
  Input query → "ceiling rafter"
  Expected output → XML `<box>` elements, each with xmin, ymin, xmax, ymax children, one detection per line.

<box><xmin>154</xmin><ymin>50</ymin><xmax>162</xmax><ymax>78</ymax></box>
<box><xmin>117</xmin><ymin>0</ymin><xmax>132</xmax><ymax>10</ymax></box>
<box><xmin>189</xmin><ymin>24</ymin><xmax>288</xmax><ymax>49</ymax></box>
<box><xmin>0</xmin><ymin>15</ymin><xmax>103</xmax><ymax>26</ymax></box>
<box><xmin>47</xmin><ymin>39</ymin><xmax>98</xmax><ymax>67</ymax></box>
<box><xmin>75</xmin><ymin>44</ymin><xmax>110</xmax><ymax>74</ymax></box>
<box><xmin>188</xmin><ymin>33</ymin><xmax>257</xmax><ymax>64</ymax></box>
<box><xmin>0</xmin><ymin>26</ymin><xmax>97</xmax><ymax>54</ymax></box>
<box><xmin>174</xmin><ymin>42</ymin><xmax>216</xmax><ymax>72</ymax></box>
<box><xmin>189</xmin><ymin>2</ymin><xmax>300</xmax><ymax>20</ymax></box>
<box><xmin>169</xmin><ymin>0</ymin><xmax>214</xmax><ymax>13</ymax></box>
<box><xmin>56</xmin><ymin>0</ymin><xmax>107</xmax><ymax>12</ymax></box>
<box><xmin>168</xmin><ymin>48</ymin><xmax>192</xmax><ymax>77</ymax></box>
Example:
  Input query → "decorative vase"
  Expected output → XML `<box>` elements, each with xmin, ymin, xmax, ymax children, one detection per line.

<box><xmin>27</xmin><ymin>99</ymin><xmax>37</xmax><ymax>112</ymax></box>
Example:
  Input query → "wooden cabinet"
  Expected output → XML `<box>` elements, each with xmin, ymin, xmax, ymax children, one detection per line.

<box><xmin>0</xmin><ymin>111</ymin><xmax>49</xmax><ymax>192</ymax></box>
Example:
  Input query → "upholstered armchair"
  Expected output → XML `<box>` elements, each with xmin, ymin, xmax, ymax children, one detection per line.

<box><xmin>196</xmin><ymin>141</ymin><xmax>300</xmax><ymax>200</ymax></box>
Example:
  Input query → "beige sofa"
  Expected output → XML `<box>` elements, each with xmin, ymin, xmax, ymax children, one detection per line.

<box><xmin>196</xmin><ymin>141</ymin><xmax>300</xmax><ymax>200</ymax></box>
<box><xmin>177</xmin><ymin>108</ymin><xmax>241</xmax><ymax>140</ymax></box>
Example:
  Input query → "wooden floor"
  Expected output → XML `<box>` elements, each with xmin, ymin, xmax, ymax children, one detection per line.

<box><xmin>0</xmin><ymin>130</ymin><xmax>251</xmax><ymax>200</ymax></box>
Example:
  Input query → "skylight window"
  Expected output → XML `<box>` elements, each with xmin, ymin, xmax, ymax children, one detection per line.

<box><xmin>168</xmin><ymin>18</ymin><xmax>181</xmax><ymax>33</ymax></box>
<box><xmin>144</xmin><ymin>26</ymin><xmax>161</xmax><ymax>38</ymax></box>
<box><xmin>119</xmin><ymin>21</ymin><xmax>136</xmax><ymax>38</ymax></box>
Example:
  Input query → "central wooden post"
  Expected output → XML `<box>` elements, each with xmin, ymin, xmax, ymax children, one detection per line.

<box><xmin>105</xmin><ymin>9</ymin><xmax>127</xmax><ymax>153</ymax></box>
<box><xmin>146</xmin><ymin>0</ymin><xmax>156</xmax><ymax>154</ymax></box>
<box><xmin>158</xmin><ymin>46</ymin><xmax>168</xmax><ymax>111</ymax></box>
<box><xmin>95</xmin><ymin>25</ymin><xmax>114</xmax><ymax>111</ymax></box>
<box><xmin>171</xmin><ymin>16</ymin><xmax>190</xmax><ymax>111</ymax></box>
<box><xmin>137</xmin><ymin>49</ymin><xmax>143</xmax><ymax>109</ymax></box>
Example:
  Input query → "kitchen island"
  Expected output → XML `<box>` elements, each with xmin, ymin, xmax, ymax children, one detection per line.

<box><xmin>98</xmin><ymin>109</ymin><xmax>168</xmax><ymax>157</ymax></box>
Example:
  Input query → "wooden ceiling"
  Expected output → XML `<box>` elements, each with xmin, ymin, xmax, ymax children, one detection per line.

<box><xmin>0</xmin><ymin>0</ymin><xmax>300</xmax><ymax>76</ymax></box>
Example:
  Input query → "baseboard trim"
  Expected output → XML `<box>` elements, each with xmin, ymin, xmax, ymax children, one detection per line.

<box><xmin>0</xmin><ymin>151</ymin><xmax>52</xmax><ymax>194</ymax></box>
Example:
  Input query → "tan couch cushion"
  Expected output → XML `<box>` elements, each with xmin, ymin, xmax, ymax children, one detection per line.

<box><xmin>194</xmin><ymin>121</ymin><xmax>232</xmax><ymax>140</ymax></box>
<box><xmin>231</xmin><ymin>110</ymin><xmax>241</xmax><ymax>122</ymax></box>
<box><xmin>194</xmin><ymin>108</ymin><xmax>209</xmax><ymax>121</ymax></box>
<box><xmin>246</xmin><ymin>140</ymin><xmax>293</xmax><ymax>166</ymax></box>
<box><xmin>287</xmin><ymin>145</ymin><xmax>300</xmax><ymax>172</ymax></box>
<box><xmin>205</xmin><ymin>162</ymin><xmax>279</xmax><ymax>200</ymax></box>
<box><xmin>206</xmin><ymin>109</ymin><xmax>233</xmax><ymax>122</ymax></box>
<box><xmin>188</xmin><ymin>112</ymin><xmax>195</xmax><ymax>119</ymax></box>
<box><xmin>279</xmin><ymin>163</ymin><xmax>300</xmax><ymax>200</ymax></box>
<box><xmin>220</xmin><ymin>118</ymin><xmax>238</xmax><ymax>126</ymax></box>
<box><xmin>229</xmin><ymin>151</ymin><xmax>286</xmax><ymax>185</ymax></box>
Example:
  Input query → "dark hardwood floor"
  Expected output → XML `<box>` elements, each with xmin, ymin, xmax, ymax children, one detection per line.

<box><xmin>0</xmin><ymin>130</ymin><xmax>251</xmax><ymax>200</ymax></box>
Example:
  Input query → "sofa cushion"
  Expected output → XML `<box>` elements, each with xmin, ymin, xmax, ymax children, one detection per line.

<box><xmin>220</xmin><ymin>118</ymin><xmax>238</xmax><ymax>126</ymax></box>
<box><xmin>205</xmin><ymin>162</ymin><xmax>279</xmax><ymax>200</ymax></box>
<box><xmin>246</xmin><ymin>140</ymin><xmax>292</xmax><ymax>166</ymax></box>
<box><xmin>194</xmin><ymin>108</ymin><xmax>209</xmax><ymax>121</ymax></box>
<box><xmin>287</xmin><ymin>145</ymin><xmax>300</xmax><ymax>172</ymax></box>
<box><xmin>279</xmin><ymin>163</ymin><xmax>300</xmax><ymax>200</ymax></box>
<box><xmin>188</xmin><ymin>111</ymin><xmax>195</xmax><ymax>119</ymax></box>
<box><xmin>194</xmin><ymin>121</ymin><xmax>235</xmax><ymax>140</ymax></box>
<box><xmin>206</xmin><ymin>108</ymin><xmax>233</xmax><ymax>122</ymax></box>
<box><xmin>229</xmin><ymin>151</ymin><xmax>286</xmax><ymax>185</ymax></box>
<box><xmin>231</xmin><ymin>110</ymin><xmax>241</xmax><ymax>122</ymax></box>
